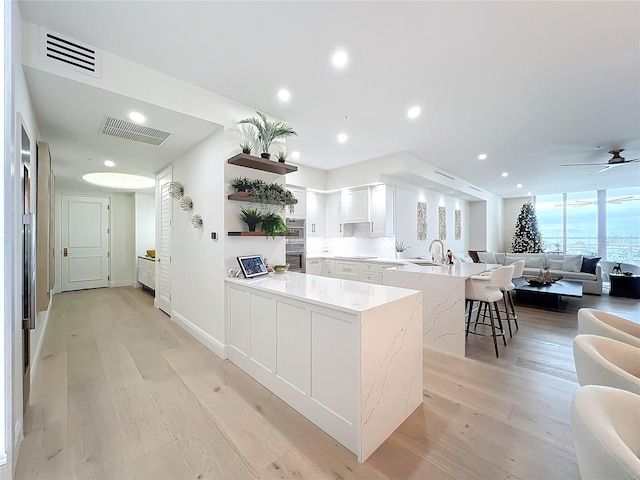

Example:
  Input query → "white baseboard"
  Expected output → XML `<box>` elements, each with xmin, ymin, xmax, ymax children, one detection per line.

<box><xmin>109</xmin><ymin>280</ymin><xmax>133</xmax><ymax>288</ymax></box>
<box><xmin>171</xmin><ymin>311</ymin><xmax>227</xmax><ymax>360</ymax></box>
<box><xmin>30</xmin><ymin>297</ymin><xmax>53</xmax><ymax>388</ymax></box>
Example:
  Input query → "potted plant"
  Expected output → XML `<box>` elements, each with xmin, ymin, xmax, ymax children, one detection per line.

<box><xmin>238</xmin><ymin>108</ymin><xmax>298</xmax><ymax>160</ymax></box>
<box><xmin>276</xmin><ymin>151</ymin><xmax>288</xmax><ymax>164</ymax></box>
<box><xmin>395</xmin><ymin>239</ymin><xmax>410</xmax><ymax>259</ymax></box>
<box><xmin>231</xmin><ymin>176</ymin><xmax>253</xmax><ymax>192</ymax></box>
<box><xmin>238</xmin><ymin>124</ymin><xmax>257</xmax><ymax>154</ymax></box>
<box><xmin>239</xmin><ymin>207</ymin><xmax>263</xmax><ymax>232</ymax></box>
<box><xmin>260</xmin><ymin>212</ymin><xmax>288</xmax><ymax>238</ymax></box>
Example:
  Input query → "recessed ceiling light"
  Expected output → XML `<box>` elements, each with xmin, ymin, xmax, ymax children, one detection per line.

<box><xmin>337</xmin><ymin>133</ymin><xmax>348</xmax><ymax>143</ymax></box>
<box><xmin>129</xmin><ymin>111</ymin><xmax>146</xmax><ymax>123</ymax></box>
<box><xmin>501</xmin><ymin>172</ymin><xmax>509</xmax><ymax>177</ymax></box>
<box><xmin>82</xmin><ymin>172</ymin><xmax>154</xmax><ymax>190</ymax></box>
<box><xmin>277</xmin><ymin>89</ymin><xmax>290</xmax><ymax>102</ymax></box>
<box><xmin>291</xmin><ymin>151</ymin><xmax>300</xmax><ymax>160</ymax></box>
<box><xmin>527</xmin><ymin>192</ymin><xmax>532</xmax><ymax>196</ymax></box>
<box><xmin>478</xmin><ymin>154</ymin><xmax>487</xmax><ymax>160</ymax></box>
<box><xmin>407</xmin><ymin>106</ymin><xmax>421</xmax><ymax>119</ymax></box>
<box><xmin>104</xmin><ymin>160</ymin><xmax>115</xmax><ymax>167</ymax></box>
<box><xmin>517</xmin><ymin>183</ymin><xmax>522</xmax><ymax>188</ymax></box>
<box><xmin>332</xmin><ymin>50</ymin><xmax>348</xmax><ymax>68</ymax></box>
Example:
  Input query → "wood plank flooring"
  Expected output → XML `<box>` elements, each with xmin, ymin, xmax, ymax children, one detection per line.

<box><xmin>15</xmin><ymin>286</ymin><xmax>639</xmax><ymax>479</ymax></box>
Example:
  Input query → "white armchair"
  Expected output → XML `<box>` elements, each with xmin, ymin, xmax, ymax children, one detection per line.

<box><xmin>573</xmin><ymin>334</ymin><xmax>640</xmax><ymax>395</ymax></box>
<box><xmin>578</xmin><ymin>308</ymin><xmax>640</xmax><ymax>348</ymax></box>
<box><xmin>571</xmin><ymin>385</ymin><xmax>640</xmax><ymax>480</ymax></box>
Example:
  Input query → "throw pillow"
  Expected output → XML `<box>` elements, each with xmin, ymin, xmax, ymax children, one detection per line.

<box><xmin>524</xmin><ymin>256</ymin><xmax>546</xmax><ymax>268</ymax></box>
<box><xmin>581</xmin><ymin>257</ymin><xmax>601</xmax><ymax>274</ymax></box>
<box><xmin>548</xmin><ymin>259</ymin><xmax>564</xmax><ymax>270</ymax></box>
<box><xmin>495</xmin><ymin>253</ymin><xmax>506</xmax><ymax>265</ymax></box>
<box><xmin>562</xmin><ymin>255</ymin><xmax>583</xmax><ymax>273</ymax></box>
<box><xmin>504</xmin><ymin>255</ymin><xmax>521</xmax><ymax>266</ymax></box>
<box><xmin>478</xmin><ymin>251</ymin><xmax>497</xmax><ymax>264</ymax></box>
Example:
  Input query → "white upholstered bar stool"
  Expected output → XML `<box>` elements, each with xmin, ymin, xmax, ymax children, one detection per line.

<box><xmin>571</xmin><ymin>385</ymin><xmax>640</xmax><ymax>480</ymax></box>
<box><xmin>573</xmin><ymin>334</ymin><xmax>640</xmax><ymax>395</ymax></box>
<box><xmin>465</xmin><ymin>265</ymin><xmax>514</xmax><ymax>358</ymax></box>
<box><xmin>578</xmin><ymin>308</ymin><xmax>640</xmax><ymax>348</ymax></box>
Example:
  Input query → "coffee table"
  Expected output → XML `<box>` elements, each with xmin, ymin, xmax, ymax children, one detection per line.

<box><xmin>513</xmin><ymin>277</ymin><xmax>583</xmax><ymax>309</ymax></box>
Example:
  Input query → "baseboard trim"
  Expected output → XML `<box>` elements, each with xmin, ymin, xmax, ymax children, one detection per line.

<box><xmin>30</xmin><ymin>297</ymin><xmax>53</xmax><ymax>388</ymax></box>
<box><xmin>171</xmin><ymin>311</ymin><xmax>227</xmax><ymax>360</ymax></box>
<box><xmin>109</xmin><ymin>280</ymin><xmax>133</xmax><ymax>288</ymax></box>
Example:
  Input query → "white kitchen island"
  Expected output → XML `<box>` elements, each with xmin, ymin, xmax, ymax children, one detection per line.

<box><xmin>225</xmin><ymin>272</ymin><xmax>423</xmax><ymax>463</ymax></box>
<box><xmin>383</xmin><ymin>262</ymin><xmax>500</xmax><ymax>357</ymax></box>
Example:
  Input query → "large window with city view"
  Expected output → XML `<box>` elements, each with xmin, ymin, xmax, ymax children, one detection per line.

<box><xmin>534</xmin><ymin>187</ymin><xmax>640</xmax><ymax>265</ymax></box>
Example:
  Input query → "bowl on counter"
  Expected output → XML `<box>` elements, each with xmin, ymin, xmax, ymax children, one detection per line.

<box><xmin>273</xmin><ymin>264</ymin><xmax>289</xmax><ymax>274</ymax></box>
<box><xmin>146</xmin><ymin>249</ymin><xmax>156</xmax><ymax>258</ymax></box>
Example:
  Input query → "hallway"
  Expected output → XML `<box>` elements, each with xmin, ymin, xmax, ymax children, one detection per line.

<box><xmin>16</xmin><ymin>286</ymin><xmax>636</xmax><ymax>479</ymax></box>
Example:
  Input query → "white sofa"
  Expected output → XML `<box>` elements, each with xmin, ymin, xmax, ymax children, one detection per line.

<box><xmin>476</xmin><ymin>252</ymin><xmax>603</xmax><ymax>295</ymax></box>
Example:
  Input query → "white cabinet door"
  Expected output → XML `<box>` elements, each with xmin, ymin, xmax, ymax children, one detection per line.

<box><xmin>341</xmin><ymin>188</ymin><xmax>369</xmax><ymax>223</ymax></box>
<box><xmin>370</xmin><ymin>185</ymin><xmax>394</xmax><ymax>237</ymax></box>
<box><xmin>307</xmin><ymin>191</ymin><xmax>325</xmax><ymax>237</ymax></box>
<box><xmin>325</xmin><ymin>192</ymin><xmax>344</xmax><ymax>237</ymax></box>
<box><xmin>323</xmin><ymin>259</ymin><xmax>336</xmax><ymax>277</ymax></box>
<box><xmin>306</xmin><ymin>259</ymin><xmax>322</xmax><ymax>275</ymax></box>
<box><xmin>287</xmin><ymin>187</ymin><xmax>307</xmax><ymax>219</ymax></box>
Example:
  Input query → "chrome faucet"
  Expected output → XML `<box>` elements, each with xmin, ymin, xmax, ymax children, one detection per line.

<box><xmin>428</xmin><ymin>239</ymin><xmax>445</xmax><ymax>263</ymax></box>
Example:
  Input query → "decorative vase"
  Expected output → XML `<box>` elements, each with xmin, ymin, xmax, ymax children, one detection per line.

<box><xmin>242</xmin><ymin>149</ymin><xmax>251</xmax><ymax>155</ymax></box>
<box><xmin>247</xmin><ymin>223</ymin><xmax>258</xmax><ymax>232</ymax></box>
<box><xmin>261</xmin><ymin>153</ymin><xmax>271</xmax><ymax>160</ymax></box>
<box><xmin>278</xmin><ymin>158</ymin><xmax>285</xmax><ymax>163</ymax></box>
<box><xmin>396</xmin><ymin>251</ymin><xmax>403</xmax><ymax>260</ymax></box>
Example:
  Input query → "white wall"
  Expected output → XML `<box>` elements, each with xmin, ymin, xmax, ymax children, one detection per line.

<box><xmin>134</xmin><ymin>192</ymin><xmax>155</xmax><ymax>258</ymax></box>
<box><xmin>503</xmin><ymin>197</ymin><xmax>531</xmax><ymax>252</ymax></box>
<box><xmin>170</xmin><ymin>130</ymin><xmax>229</xmax><ymax>355</ymax></box>
<box><xmin>285</xmin><ymin>163</ymin><xmax>327</xmax><ymax>191</ymax></box>
<box><xmin>394</xmin><ymin>183</ymin><xmax>470</xmax><ymax>258</ymax></box>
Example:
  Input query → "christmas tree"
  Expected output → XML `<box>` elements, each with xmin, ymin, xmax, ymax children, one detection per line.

<box><xmin>511</xmin><ymin>201</ymin><xmax>543</xmax><ymax>253</ymax></box>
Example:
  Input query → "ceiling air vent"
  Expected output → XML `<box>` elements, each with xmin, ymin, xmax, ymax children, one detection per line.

<box><xmin>468</xmin><ymin>185</ymin><xmax>482</xmax><ymax>193</ymax></box>
<box><xmin>100</xmin><ymin>116</ymin><xmax>173</xmax><ymax>146</ymax></box>
<box><xmin>40</xmin><ymin>27</ymin><xmax>101</xmax><ymax>78</ymax></box>
<box><xmin>434</xmin><ymin>170</ymin><xmax>455</xmax><ymax>181</ymax></box>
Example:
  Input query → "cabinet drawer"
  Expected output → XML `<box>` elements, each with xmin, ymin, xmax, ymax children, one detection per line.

<box><xmin>362</xmin><ymin>272</ymin><xmax>376</xmax><ymax>283</ymax></box>
<box><xmin>362</xmin><ymin>263</ymin><xmax>376</xmax><ymax>271</ymax></box>
<box><xmin>336</xmin><ymin>261</ymin><xmax>362</xmax><ymax>280</ymax></box>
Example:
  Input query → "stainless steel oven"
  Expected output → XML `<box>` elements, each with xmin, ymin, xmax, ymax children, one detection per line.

<box><xmin>286</xmin><ymin>218</ymin><xmax>305</xmax><ymax>272</ymax></box>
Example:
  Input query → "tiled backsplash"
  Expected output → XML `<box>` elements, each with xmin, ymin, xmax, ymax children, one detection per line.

<box><xmin>307</xmin><ymin>223</ymin><xmax>397</xmax><ymax>258</ymax></box>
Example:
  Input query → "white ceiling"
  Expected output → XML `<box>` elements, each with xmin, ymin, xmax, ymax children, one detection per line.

<box><xmin>18</xmin><ymin>1</ymin><xmax>640</xmax><ymax>197</ymax></box>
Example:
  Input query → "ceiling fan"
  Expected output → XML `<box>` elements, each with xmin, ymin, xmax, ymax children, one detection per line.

<box><xmin>559</xmin><ymin>149</ymin><xmax>640</xmax><ymax>175</ymax></box>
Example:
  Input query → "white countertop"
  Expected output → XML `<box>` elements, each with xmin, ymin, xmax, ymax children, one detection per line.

<box><xmin>307</xmin><ymin>255</ymin><xmax>404</xmax><ymax>265</ymax></box>
<box><xmin>386</xmin><ymin>262</ymin><xmax>500</xmax><ymax>279</ymax></box>
<box><xmin>225</xmin><ymin>271</ymin><xmax>420</xmax><ymax>313</ymax></box>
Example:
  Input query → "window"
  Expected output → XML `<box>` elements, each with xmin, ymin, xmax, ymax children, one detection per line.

<box><xmin>535</xmin><ymin>187</ymin><xmax>640</xmax><ymax>265</ymax></box>
<box><xmin>566</xmin><ymin>191</ymin><xmax>597</xmax><ymax>256</ymax></box>
<box><xmin>535</xmin><ymin>194</ymin><xmax>564</xmax><ymax>253</ymax></box>
<box><xmin>606</xmin><ymin>187</ymin><xmax>640</xmax><ymax>264</ymax></box>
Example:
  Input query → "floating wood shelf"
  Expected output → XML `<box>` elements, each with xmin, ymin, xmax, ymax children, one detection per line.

<box><xmin>228</xmin><ymin>153</ymin><xmax>298</xmax><ymax>174</ymax></box>
<box><xmin>228</xmin><ymin>231</ymin><xmax>300</xmax><ymax>237</ymax></box>
<box><xmin>228</xmin><ymin>191</ymin><xmax>298</xmax><ymax>205</ymax></box>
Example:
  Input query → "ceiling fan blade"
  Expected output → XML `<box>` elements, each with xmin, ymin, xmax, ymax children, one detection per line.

<box><xmin>588</xmin><ymin>165</ymin><xmax>615</xmax><ymax>175</ymax></box>
<box><xmin>558</xmin><ymin>162</ymin><xmax>610</xmax><ymax>167</ymax></box>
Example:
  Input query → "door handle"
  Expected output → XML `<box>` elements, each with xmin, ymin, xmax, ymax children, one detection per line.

<box><xmin>63</xmin><ymin>247</ymin><xmax>68</xmax><ymax>257</ymax></box>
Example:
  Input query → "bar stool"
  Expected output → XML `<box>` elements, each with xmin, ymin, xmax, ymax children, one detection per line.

<box><xmin>501</xmin><ymin>260</ymin><xmax>525</xmax><ymax>336</ymax></box>
<box><xmin>465</xmin><ymin>265</ymin><xmax>514</xmax><ymax>358</ymax></box>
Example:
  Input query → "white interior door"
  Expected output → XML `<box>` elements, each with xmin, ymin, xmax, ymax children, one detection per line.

<box><xmin>157</xmin><ymin>169</ymin><xmax>172</xmax><ymax>314</ymax></box>
<box><xmin>61</xmin><ymin>195</ymin><xmax>109</xmax><ymax>291</ymax></box>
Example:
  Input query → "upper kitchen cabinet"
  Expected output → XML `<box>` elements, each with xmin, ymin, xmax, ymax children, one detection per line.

<box><xmin>369</xmin><ymin>185</ymin><xmax>394</xmax><ymax>237</ymax></box>
<box><xmin>325</xmin><ymin>191</ymin><xmax>344</xmax><ymax>237</ymax></box>
<box><xmin>307</xmin><ymin>191</ymin><xmax>325</xmax><ymax>237</ymax></box>
<box><xmin>341</xmin><ymin>187</ymin><xmax>369</xmax><ymax>223</ymax></box>
<box><xmin>286</xmin><ymin>186</ymin><xmax>307</xmax><ymax>219</ymax></box>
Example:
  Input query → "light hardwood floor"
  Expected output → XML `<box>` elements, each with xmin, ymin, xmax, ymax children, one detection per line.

<box><xmin>15</xmin><ymin>286</ymin><xmax>639</xmax><ymax>479</ymax></box>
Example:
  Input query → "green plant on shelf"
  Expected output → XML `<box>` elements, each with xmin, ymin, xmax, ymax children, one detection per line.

<box><xmin>248</xmin><ymin>182</ymin><xmax>296</xmax><ymax>214</ymax></box>
<box><xmin>260</xmin><ymin>212</ymin><xmax>288</xmax><ymax>239</ymax></box>
<box><xmin>239</xmin><ymin>207</ymin><xmax>263</xmax><ymax>232</ymax></box>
